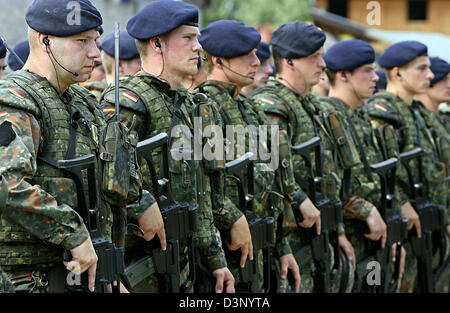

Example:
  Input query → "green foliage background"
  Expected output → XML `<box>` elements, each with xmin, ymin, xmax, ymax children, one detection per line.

<box><xmin>200</xmin><ymin>0</ymin><xmax>312</xmax><ymax>28</ymax></box>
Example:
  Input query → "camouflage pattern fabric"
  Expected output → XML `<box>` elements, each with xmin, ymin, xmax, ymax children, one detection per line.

<box><xmin>322</xmin><ymin>96</ymin><xmax>406</xmax><ymax>292</ymax></box>
<box><xmin>0</xmin><ymin>266</ymin><xmax>14</xmax><ymax>293</ymax></box>
<box><xmin>101</xmin><ymin>73</ymin><xmax>227</xmax><ymax>292</ymax></box>
<box><xmin>194</xmin><ymin>80</ymin><xmax>287</xmax><ymax>292</ymax></box>
<box><xmin>251</xmin><ymin>78</ymin><xmax>367</xmax><ymax>293</ymax></box>
<box><xmin>0</xmin><ymin>70</ymin><xmax>154</xmax><ymax>292</ymax></box>
<box><xmin>82</xmin><ymin>81</ymin><xmax>108</xmax><ymax>102</ymax></box>
<box><xmin>365</xmin><ymin>92</ymin><xmax>446</xmax><ymax>292</ymax></box>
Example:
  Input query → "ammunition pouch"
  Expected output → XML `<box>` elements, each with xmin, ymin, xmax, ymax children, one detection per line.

<box><xmin>100</xmin><ymin>120</ymin><xmax>140</xmax><ymax>204</ymax></box>
<box><xmin>326</xmin><ymin>112</ymin><xmax>360</xmax><ymax>169</ymax></box>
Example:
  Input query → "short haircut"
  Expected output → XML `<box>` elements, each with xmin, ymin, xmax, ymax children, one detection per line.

<box><xmin>135</xmin><ymin>39</ymin><xmax>148</xmax><ymax>58</ymax></box>
<box><xmin>272</xmin><ymin>49</ymin><xmax>284</xmax><ymax>75</ymax></box>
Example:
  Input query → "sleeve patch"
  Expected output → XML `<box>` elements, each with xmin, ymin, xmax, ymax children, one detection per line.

<box><xmin>123</xmin><ymin>92</ymin><xmax>138</xmax><ymax>102</ymax></box>
<box><xmin>374</xmin><ymin>103</ymin><xmax>388</xmax><ymax>112</ymax></box>
<box><xmin>8</xmin><ymin>88</ymin><xmax>26</xmax><ymax>99</ymax></box>
<box><xmin>0</xmin><ymin>121</ymin><xmax>16</xmax><ymax>147</ymax></box>
<box><xmin>259</xmin><ymin>97</ymin><xmax>276</xmax><ymax>105</ymax></box>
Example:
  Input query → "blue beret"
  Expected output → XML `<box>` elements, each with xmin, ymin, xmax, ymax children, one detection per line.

<box><xmin>429</xmin><ymin>57</ymin><xmax>450</xmax><ymax>87</ymax></box>
<box><xmin>26</xmin><ymin>0</ymin><xmax>102</xmax><ymax>37</ymax></box>
<box><xmin>324</xmin><ymin>40</ymin><xmax>375</xmax><ymax>71</ymax></box>
<box><xmin>271</xmin><ymin>21</ymin><xmax>325</xmax><ymax>58</ymax></box>
<box><xmin>256</xmin><ymin>42</ymin><xmax>271</xmax><ymax>62</ymax></box>
<box><xmin>101</xmin><ymin>31</ymin><xmax>139</xmax><ymax>60</ymax></box>
<box><xmin>378</xmin><ymin>41</ymin><xmax>428</xmax><ymax>68</ymax></box>
<box><xmin>127</xmin><ymin>0</ymin><xmax>198</xmax><ymax>40</ymax></box>
<box><xmin>7</xmin><ymin>40</ymin><xmax>29</xmax><ymax>71</ymax></box>
<box><xmin>375</xmin><ymin>70</ymin><xmax>387</xmax><ymax>92</ymax></box>
<box><xmin>199</xmin><ymin>20</ymin><xmax>261</xmax><ymax>58</ymax></box>
<box><xmin>0</xmin><ymin>38</ymin><xmax>6</xmax><ymax>59</ymax></box>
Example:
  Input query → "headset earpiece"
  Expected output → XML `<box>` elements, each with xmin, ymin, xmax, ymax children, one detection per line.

<box><xmin>217</xmin><ymin>59</ymin><xmax>223</xmax><ymax>65</ymax></box>
<box><xmin>287</xmin><ymin>59</ymin><xmax>293</xmax><ymax>66</ymax></box>
<box><xmin>397</xmin><ymin>72</ymin><xmax>402</xmax><ymax>77</ymax></box>
<box><xmin>43</xmin><ymin>37</ymin><xmax>50</xmax><ymax>46</ymax></box>
<box><xmin>155</xmin><ymin>39</ymin><xmax>161</xmax><ymax>48</ymax></box>
<box><xmin>341</xmin><ymin>72</ymin><xmax>347</xmax><ymax>79</ymax></box>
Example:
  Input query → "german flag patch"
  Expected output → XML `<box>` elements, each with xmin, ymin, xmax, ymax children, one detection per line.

<box><xmin>259</xmin><ymin>97</ymin><xmax>275</xmax><ymax>105</ymax></box>
<box><xmin>0</xmin><ymin>110</ymin><xmax>7</xmax><ymax>118</ymax></box>
<box><xmin>9</xmin><ymin>88</ymin><xmax>26</xmax><ymax>99</ymax></box>
<box><xmin>123</xmin><ymin>92</ymin><xmax>138</xmax><ymax>103</ymax></box>
<box><xmin>374</xmin><ymin>103</ymin><xmax>388</xmax><ymax>112</ymax></box>
<box><xmin>103</xmin><ymin>106</ymin><xmax>116</xmax><ymax>113</ymax></box>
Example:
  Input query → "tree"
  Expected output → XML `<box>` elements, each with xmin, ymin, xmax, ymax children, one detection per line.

<box><xmin>200</xmin><ymin>0</ymin><xmax>312</xmax><ymax>28</ymax></box>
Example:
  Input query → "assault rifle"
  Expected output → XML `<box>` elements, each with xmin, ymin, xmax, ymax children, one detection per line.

<box><xmin>225</xmin><ymin>152</ymin><xmax>275</xmax><ymax>292</ymax></box>
<box><xmin>58</xmin><ymin>154</ymin><xmax>124</xmax><ymax>293</ymax></box>
<box><xmin>291</xmin><ymin>136</ymin><xmax>342</xmax><ymax>293</ymax></box>
<box><xmin>123</xmin><ymin>132</ymin><xmax>198</xmax><ymax>293</ymax></box>
<box><xmin>400</xmin><ymin>148</ymin><xmax>446</xmax><ymax>293</ymax></box>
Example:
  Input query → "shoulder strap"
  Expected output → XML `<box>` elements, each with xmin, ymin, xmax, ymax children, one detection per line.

<box><xmin>331</xmin><ymin>98</ymin><xmax>374</xmax><ymax>182</ymax></box>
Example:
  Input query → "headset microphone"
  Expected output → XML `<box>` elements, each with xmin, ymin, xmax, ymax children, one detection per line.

<box><xmin>44</xmin><ymin>37</ymin><xmax>79</xmax><ymax>77</ymax></box>
<box><xmin>217</xmin><ymin>59</ymin><xmax>254</xmax><ymax>80</ymax></box>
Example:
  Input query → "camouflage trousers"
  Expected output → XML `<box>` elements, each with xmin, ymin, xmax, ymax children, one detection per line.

<box><xmin>433</xmin><ymin>233</ymin><xmax>450</xmax><ymax>293</ymax></box>
<box><xmin>399</xmin><ymin>242</ymin><xmax>417</xmax><ymax>293</ymax></box>
<box><xmin>0</xmin><ymin>266</ymin><xmax>14</xmax><ymax>293</ymax></box>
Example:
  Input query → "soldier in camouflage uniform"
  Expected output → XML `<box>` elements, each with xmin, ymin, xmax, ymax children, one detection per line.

<box><xmin>365</xmin><ymin>41</ymin><xmax>449</xmax><ymax>292</ymax></box>
<box><xmin>100</xmin><ymin>0</ymin><xmax>234</xmax><ymax>293</ymax></box>
<box><xmin>414</xmin><ymin>57</ymin><xmax>450</xmax><ymax>292</ymax></box>
<box><xmin>196</xmin><ymin>19</ymin><xmax>301</xmax><ymax>293</ymax></box>
<box><xmin>0</xmin><ymin>0</ymin><xmax>161</xmax><ymax>293</ymax></box>
<box><xmin>322</xmin><ymin>40</ymin><xmax>407</xmax><ymax>292</ymax></box>
<box><xmin>251</xmin><ymin>22</ymin><xmax>378</xmax><ymax>293</ymax></box>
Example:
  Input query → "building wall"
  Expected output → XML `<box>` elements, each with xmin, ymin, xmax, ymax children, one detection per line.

<box><xmin>316</xmin><ymin>0</ymin><xmax>450</xmax><ymax>36</ymax></box>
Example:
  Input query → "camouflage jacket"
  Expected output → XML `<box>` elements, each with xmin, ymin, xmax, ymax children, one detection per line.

<box><xmin>195</xmin><ymin>80</ymin><xmax>293</xmax><ymax>258</ymax></box>
<box><xmin>366</xmin><ymin>92</ymin><xmax>449</xmax><ymax>225</ymax></box>
<box><xmin>321</xmin><ymin>97</ymin><xmax>404</xmax><ymax>219</ymax></box>
<box><xmin>252</xmin><ymin>78</ymin><xmax>371</xmax><ymax>236</ymax></box>
<box><xmin>101</xmin><ymin>72</ymin><xmax>227</xmax><ymax>272</ymax></box>
<box><xmin>0</xmin><ymin>70</ymin><xmax>154</xmax><ymax>268</ymax></box>
<box><xmin>81</xmin><ymin>81</ymin><xmax>108</xmax><ymax>102</ymax></box>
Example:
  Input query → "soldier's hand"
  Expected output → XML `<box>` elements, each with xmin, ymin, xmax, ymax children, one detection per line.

<box><xmin>120</xmin><ymin>282</ymin><xmax>130</xmax><ymax>293</ymax></box>
<box><xmin>212</xmin><ymin>267</ymin><xmax>235</xmax><ymax>293</ymax></box>
<box><xmin>401</xmin><ymin>201</ymin><xmax>421</xmax><ymax>238</ymax></box>
<box><xmin>338</xmin><ymin>234</ymin><xmax>356</xmax><ymax>269</ymax></box>
<box><xmin>65</xmin><ymin>237</ymin><xmax>98</xmax><ymax>292</ymax></box>
<box><xmin>227</xmin><ymin>215</ymin><xmax>253</xmax><ymax>267</ymax></box>
<box><xmin>137</xmin><ymin>202</ymin><xmax>167</xmax><ymax>251</ymax></box>
<box><xmin>298</xmin><ymin>197</ymin><xmax>321</xmax><ymax>235</ymax></box>
<box><xmin>364</xmin><ymin>207</ymin><xmax>387</xmax><ymax>248</ymax></box>
<box><xmin>279</xmin><ymin>253</ymin><xmax>301</xmax><ymax>293</ymax></box>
